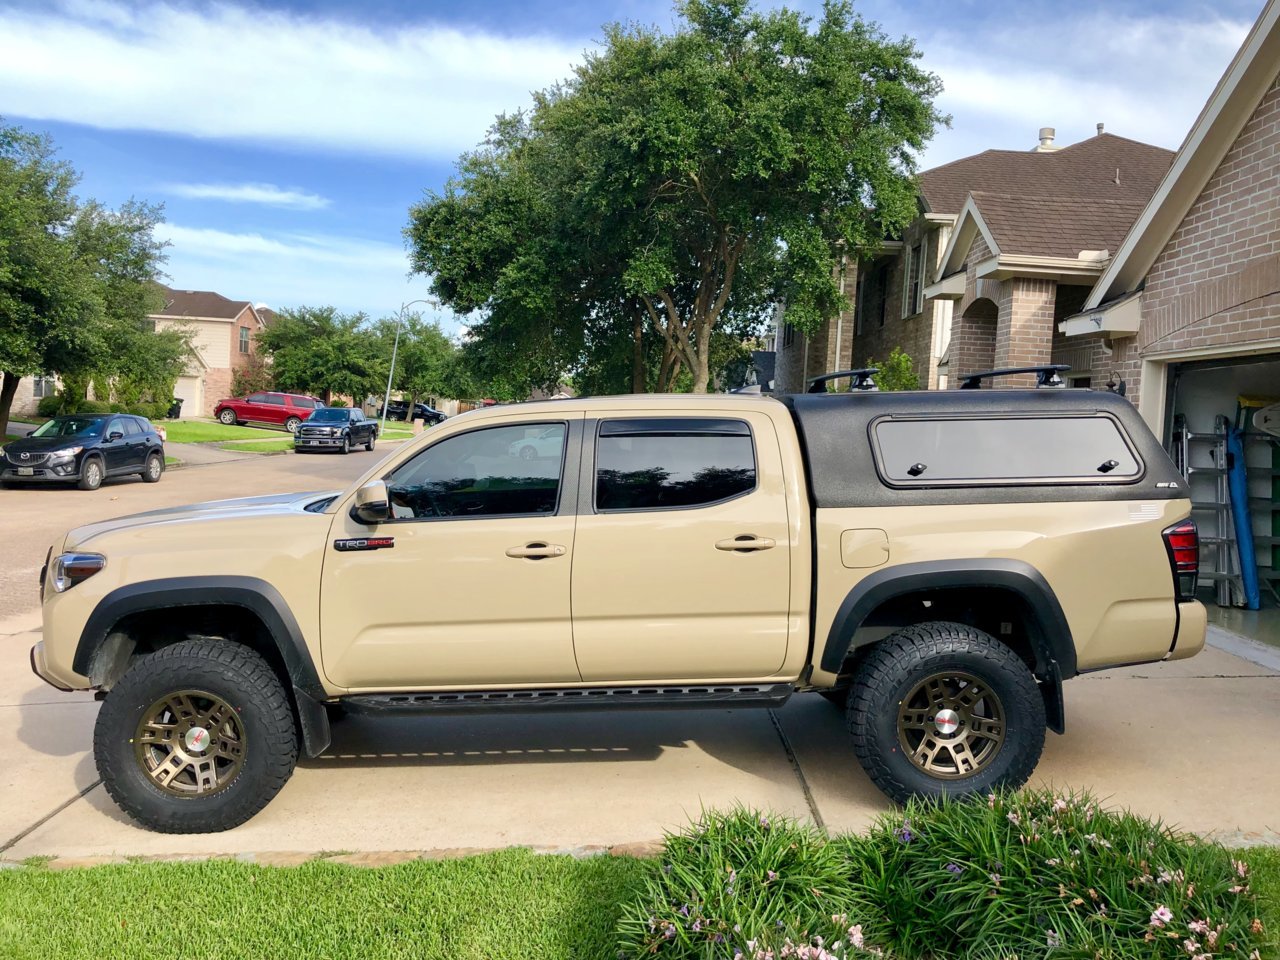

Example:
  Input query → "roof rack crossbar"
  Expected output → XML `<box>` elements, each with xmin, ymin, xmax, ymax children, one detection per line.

<box><xmin>807</xmin><ymin>368</ymin><xmax>879</xmax><ymax>394</ymax></box>
<box><xmin>958</xmin><ymin>364</ymin><xmax>1070</xmax><ymax>390</ymax></box>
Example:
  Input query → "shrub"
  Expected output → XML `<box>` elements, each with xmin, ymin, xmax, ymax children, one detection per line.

<box><xmin>864</xmin><ymin>346</ymin><xmax>920</xmax><ymax>391</ymax></box>
<box><xmin>616</xmin><ymin>808</ymin><xmax>869</xmax><ymax>958</ymax></box>
<box><xmin>109</xmin><ymin>402</ymin><xmax>126</xmax><ymax>413</ymax></box>
<box><xmin>76</xmin><ymin>400</ymin><xmax>111</xmax><ymax>414</ymax></box>
<box><xmin>151</xmin><ymin>401</ymin><xmax>172</xmax><ymax>420</ymax></box>
<box><xmin>36</xmin><ymin>394</ymin><xmax>64</xmax><ymax>418</ymax></box>
<box><xmin>126</xmin><ymin>405</ymin><xmax>151</xmax><ymax>419</ymax></box>
<box><xmin>840</xmin><ymin>789</ymin><xmax>1269</xmax><ymax>960</ymax></box>
<box><xmin>329</xmin><ymin>398</ymin><xmax>348</xmax><ymax>407</ymax></box>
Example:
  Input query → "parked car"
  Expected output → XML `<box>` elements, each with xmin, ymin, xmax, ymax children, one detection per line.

<box><xmin>214</xmin><ymin>392</ymin><xmax>322</xmax><ymax>433</ymax></box>
<box><xmin>2</xmin><ymin>414</ymin><xmax>164</xmax><ymax>490</ymax></box>
<box><xmin>380</xmin><ymin>399</ymin><xmax>446</xmax><ymax>424</ymax></box>
<box><xmin>30</xmin><ymin>367</ymin><xmax>1206</xmax><ymax>832</ymax></box>
<box><xmin>507</xmin><ymin>426</ymin><xmax>565</xmax><ymax>460</ymax></box>
<box><xmin>295</xmin><ymin>407</ymin><xmax>378</xmax><ymax>454</ymax></box>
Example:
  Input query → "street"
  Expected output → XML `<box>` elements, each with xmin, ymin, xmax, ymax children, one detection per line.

<box><xmin>1</xmin><ymin>449</ymin><xmax>1278</xmax><ymax>861</ymax></box>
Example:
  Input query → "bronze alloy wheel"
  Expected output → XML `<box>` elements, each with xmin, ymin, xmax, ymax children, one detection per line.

<box><xmin>133</xmin><ymin>689</ymin><xmax>246</xmax><ymax>797</ymax></box>
<box><xmin>896</xmin><ymin>671</ymin><xmax>1005</xmax><ymax>779</ymax></box>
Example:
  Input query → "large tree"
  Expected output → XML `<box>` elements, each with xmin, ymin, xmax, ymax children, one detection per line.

<box><xmin>373</xmin><ymin>313</ymin><xmax>470</xmax><ymax>412</ymax></box>
<box><xmin>407</xmin><ymin>0</ymin><xmax>944</xmax><ymax>393</ymax></box>
<box><xmin>0</xmin><ymin>122</ymin><xmax>171</xmax><ymax>434</ymax></box>
<box><xmin>256</xmin><ymin>306</ymin><xmax>384</xmax><ymax>405</ymax></box>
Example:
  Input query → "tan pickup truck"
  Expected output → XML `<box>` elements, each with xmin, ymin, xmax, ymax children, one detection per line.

<box><xmin>31</xmin><ymin>376</ymin><xmax>1206</xmax><ymax>832</ymax></box>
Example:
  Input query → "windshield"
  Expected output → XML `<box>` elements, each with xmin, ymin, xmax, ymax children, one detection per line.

<box><xmin>307</xmin><ymin>409</ymin><xmax>350</xmax><ymax>423</ymax></box>
<box><xmin>30</xmin><ymin>416</ymin><xmax>107</xmax><ymax>439</ymax></box>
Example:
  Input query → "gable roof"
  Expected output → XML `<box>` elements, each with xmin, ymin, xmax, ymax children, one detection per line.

<box><xmin>972</xmin><ymin>193</ymin><xmax>1148</xmax><ymax>259</ymax></box>
<box><xmin>1084</xmin><ymin>0</ymin><xmax>1280</xmax><ymax>309</ymax></box>
<box><xmin>919</xmin><ymin>133</ymin><xmax>1174</xmax><ymax>216</ymax></box>
<box><xmin>153</xmin><ymin>284</ymin><xmax>257</xmax><ymax>323</ymax></box>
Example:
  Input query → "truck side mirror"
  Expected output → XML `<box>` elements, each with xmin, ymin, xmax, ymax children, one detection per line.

<box><xmin>351</xmin><ymin>480</ymin><xmax>391</xmax><ymax>525</ymax></box>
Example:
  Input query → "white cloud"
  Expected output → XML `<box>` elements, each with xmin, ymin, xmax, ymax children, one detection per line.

<box><xmin>154</xmin><ymin>223</ymin><xmax>462</xmax><ymax>327</ymax></box>
<box><xmin>915</xmin><ymin>10</ymin><xmax>1253</xmax><ymax>166</ymax></box>
<box><xmin>160</xmin><ymin>181</ymin><xmax>331</xmax><ymax>210</ymax></box>
<box><xmin>0</xmin><ymin>1</ymin><xmax>587</xmax><ymax>158</ymax></box>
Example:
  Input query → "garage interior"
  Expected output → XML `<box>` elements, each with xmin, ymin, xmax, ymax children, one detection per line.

<box><xmin>1166</xmin><ymin>354</ymin><xmax>1280</xmax><ymax>649</ymax></box>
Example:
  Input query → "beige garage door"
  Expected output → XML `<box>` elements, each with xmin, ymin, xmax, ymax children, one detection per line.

<box><xmin>173</xmin><ymin>376</ymin><xmax>203</xmax><ymax>418</ymax></box>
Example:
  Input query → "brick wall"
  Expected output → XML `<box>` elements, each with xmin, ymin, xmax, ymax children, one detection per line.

<box><xmin>1129</xmin><ymin>70</ymin><xmax>1280</xmax><ymax>404</ymax></box>
<box><xmin>229</xmin><ymin>307</ymin><xmax>256</xmax><ymax>373</ymax></box>
<box><xmin>774</xmin><ymin>261</ymin><xmax>858</xmax><ymax>392</ymax></box>
<box><xmin>202</xmin><ymin>368</ymin><xmax>233</xmax><ymax>417</ymax></box>
<box><xmin>992</xmin><ymin>278</ymin><xmax>1057</xmax><ymax>387</ymax></box>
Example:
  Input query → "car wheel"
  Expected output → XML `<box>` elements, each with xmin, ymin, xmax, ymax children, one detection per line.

<box><xmin>284</xmin><ymin>417</ymin><xmax>301</xmax><ymax>433</ymax></box>
<box><xmin>77</xmin><ymin>457</ymin><xmax>104</xmax><ymax>491</ymax></box>
<box><xmin>365</xmin><ymin>433</ymin><xmax>375</xmax><ymax>452</ymax></box>
<box><xmin>341</xmin><ymin>435</ymin><xmax>350</xmax><ymax>454</ymax></box>
<box><xmin>519</xmin><ymin>445</ymin><xmax>537</xmax><ymax>460</ymax></box>
<box><xmin>94</xmin><ymin>640</ymin><xmax>297</xmax><ymax>833</ymax></box>
<box><xmin>218</xmin><ymin>408</ymin><xmax>237</xmax><ymax>425</ymax></box>
<box><xmin>142</xmin><ymin>452</ymin><xmax>163</xmax><ymax>483</ymax></box>
<box><xmin>847</xmin><ymin>621</ymin><xmax>1045</xmax><ymax>804</ymax></box>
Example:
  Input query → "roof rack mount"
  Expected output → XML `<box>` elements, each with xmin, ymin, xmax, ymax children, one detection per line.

<box><xmin>958</xmin><ymin>364</ymin><xmax>1070</xmax><ymax>390</ymax></box>
<box><xmin>807</xmin><ymin>368</ymin><xmax>879</xmax><ymax>394</ymax></box>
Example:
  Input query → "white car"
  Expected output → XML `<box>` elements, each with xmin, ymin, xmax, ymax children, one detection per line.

<box><xmin>507</xmin><ymin>426</ymin><xmax>565</xmax><ymax>460</ymax></box>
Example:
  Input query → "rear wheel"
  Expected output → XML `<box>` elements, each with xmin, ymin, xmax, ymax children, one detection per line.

<box><xmin>142</xmin><ymin>452</ymin><xmax>163</xmax><ymax>483</ymax></box>
<box><xmin>77</xmin><ymin>457</ymin><xmax>103</xmax><ymax>491</ymax></box>
<box><xmin>93</xmin><ymin>640</ymin><xmax>298</xmax><ymax>833</ymax></box>
<box><xmin>519</xmin><ymin>445</ymin><xmax>536</xmax><ymax>460</ymax></box>
<box><xmin>365</xmin><ymin>432</ymin><xmax>375</xmax><ymax>452</ymax></box>
<box><xmin>218</xmin><ymin>408</ymin><xmax>237</xmax><ymax>425</ymax></box>
<box><xmin>284</xmin><ymin>417</ymin><xmax>302</xmax><ymax>433</ymax></box>
<box><xmin>847</xmin><ymin>621</ymin><xmax>1045</xmax><ymax>803</ymax></box>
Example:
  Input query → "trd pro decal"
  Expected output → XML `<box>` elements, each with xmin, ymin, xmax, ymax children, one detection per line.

<box><xmin>333</xmin><ymin>537</ymin><xmax>395</xmax><ymax>552</ymax></box>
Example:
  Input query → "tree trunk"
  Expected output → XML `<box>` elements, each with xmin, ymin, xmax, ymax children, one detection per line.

<box><xmin>631</xmin><ymin>313</ymin><xmax>645</xmax><ymax>394</ymax></box>
<box><xmin>322</xmin><ymin>388</ymin><xmax>332</xmax><ymax>405</ymax></box>
<box><xmin>0</xmin><ymin>371</ymin><xmax>20</xmax><ymax>439</ymax></box>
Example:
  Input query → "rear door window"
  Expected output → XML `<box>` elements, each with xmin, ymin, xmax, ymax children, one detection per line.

<box><xmin>872</xmin><ymin>415</ymin><xmax>1143</xmax><ymax>485</ymax></box>
<box><xmin>594</xmin><ymin>418</ymin><xmax>756</xmax><ymax>512</ymax></box>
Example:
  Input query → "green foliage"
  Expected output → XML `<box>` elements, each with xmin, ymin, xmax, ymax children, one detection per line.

<box><xmin>0</xmin><ymin>850</ymin><xmax>647</xmax><ymax>960</ymax></box>
<box><xmin>76</xmin><ymin>399</ymin><xmax>110</xmax><ymax>414</ymax></box>
<box><xmin>232</xmin><ymin>352</ymin><xmax>274</xmax><ymax>397</ymax></box>
<box><xmin>256</xmin><ymin>306</ymin><xmax>383</xmax><ymax>404</ymax></box>
<box><xmin>35</xmin><ymin>395</ymin><xmax>63</xmax><ymax>418</ymax></box>
<box><xmin>840</xmin><ymin>789</ymin><xmax>1270</xmax><ymax>960</ymax></box>
<box><xmin>328</xmin><ymin>398</ymin><xmax>348</xmax><ymax>407</ymax></box>
<box><xmin>617</xmin><ymin>807</ymin><xmax>865</xmax><ymax>958</ymax></box>
<box><xmin>374</xmin><ymin>313</ymin><xmax>471</xmax><ymax>406</ymax></box>
<box><xmin>866</xmin><ymin>346</ymin><xmax>920</xmax><ymax>391</ymax></box>
<box><xmin>407</xmin><ymin>0</ymin><xmax>945</xmax><ymax>392</ymax></box>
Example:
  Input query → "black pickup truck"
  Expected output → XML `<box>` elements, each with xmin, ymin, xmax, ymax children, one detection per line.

<box><xmin>294</xmin><ymin>407</ymin><xmax>378</xmax><ymax>454</ymax></box>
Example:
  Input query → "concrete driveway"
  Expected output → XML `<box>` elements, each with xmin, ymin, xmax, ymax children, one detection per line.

<box><xmin>2</xmin><ymin>451</ymin><xmax>1278</xmax><ymax>860</ymax></box>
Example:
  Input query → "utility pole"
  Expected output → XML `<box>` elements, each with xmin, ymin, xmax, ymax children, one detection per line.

<box><xmin>380</xmin><ymin>298</ymin><xmax>434</xmax><ymax>435</ymax></box>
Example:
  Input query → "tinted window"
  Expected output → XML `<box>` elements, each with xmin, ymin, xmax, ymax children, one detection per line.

<box><xmin>873</xmin><ymin>416</ymin><xmax>1142</xmax><ymax>484</ymax></box>
<box><xmin>263</xmin><ymin>394</ymin><xmax>286</xmax><ymax>406</ymax></box>
<box><xmin>121</xmin><ymin>418</ymin><xmax>142</xmax><ymax>437</ymax></box>
<box><xmin>307</xmin><ymin>408</ymin><xmax>348</xmax><ymax>422</ymax></box>
<box><xmin>350</xmin><ymin>410</ymin><xmax>364</xmax><ymax>421</ymax></box>
<box><xmin>247</xmin><ymin>393</ymin><xmax>268</xmax><ymax>404</ymax></box>
<box><xmin>292</xmin><ymin>397</ymin><xmax>317</xmax><ymax>409</ymax></box>
<box><xmin>106</xmin><ymin>418</ymin><xmax>127</xmax><ymax>437</ymax></box>
<box><xmin>131</xmin><ymin>417</ymin><xmax>152</xmax><ymax>434</ymax></box>
<box><xmin>385</xmin><ymin>423</ymin><xmax>566</xmax><ymax>520</ymax></box>
<box><xmin>595</xmin><ymin>418</ymin><xmax>756</xmax><ymax>511</ymax></box>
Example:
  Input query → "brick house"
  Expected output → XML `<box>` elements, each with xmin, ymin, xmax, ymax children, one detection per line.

<box><xmin>773</xmin><ymin>130</ymin><xmax>1173</xmax><ymax>391</ymax></box>
<box><xmin>151</xmin><ymin>285</ymin><xmax>269</xmax><ymax>418</ymax></box>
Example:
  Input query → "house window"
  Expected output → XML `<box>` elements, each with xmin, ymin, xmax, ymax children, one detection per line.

<box><xmin>239</xmin><ymin>327</ymin><xmax>251</xmax><ymax>354</ymax></box>
<box><xmin>782</xmin><ymin>323</ymin><xmax>796</xmax><ymax>348</ymax></box>
<box><xmin>32</xmin><ymin>376</ymin><xmax>56</xmax><ymax>399</ymax></box>
<box><xmin>874</xmin><ymin>263</ymin><xmax>890</xmax><ymax>328</ymax></box>
<box><xmin>904</xmin><ymin>242</ymin><xmax>924</xmax><ymax>317</ymax></box>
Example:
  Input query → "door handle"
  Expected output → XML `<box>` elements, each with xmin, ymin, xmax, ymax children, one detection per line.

<box><xmin>715</xmin><ymin>536</ymin><xmax>776</xmax><ymax>552</ymax></box>
<box><xmin>505</xmin><ymin>542</ymin><xmax>566</xmax><ymax>559</ymax></box>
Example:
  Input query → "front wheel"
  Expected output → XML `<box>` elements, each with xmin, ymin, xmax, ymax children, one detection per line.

<box><xmin>519</xmin><ymin>445</ymin><xmax>536</xmax><ymax>460</ymax></box>
<box><xmin>93</xmin><ymin>640</ymin><xmax>298</xmax><ymax>833</ymax></box>
<box><xmin>142</xmin><ymin>452</ymin><xmax>163</xmax><ymax>483</ymax></box>
<box><xmin>340</xmin><ymin>435</ymin><xmax>351</xmax><ymax>454</ymax></box>
<box><xmin>77</xmin><ymin>457</ymin><xmax>103</xmax><ymax>491</ymax></box>
<box><xmin>218</xmin><ymin>408</ymin><xmax>237</xmax><ymax>425</ymax></box>
<box><xmin>847</xmin><ymin>621</ymin><xmax>1045</xmax><ymax>803</ymax></box>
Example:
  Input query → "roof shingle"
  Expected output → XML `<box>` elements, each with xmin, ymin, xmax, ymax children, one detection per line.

<box><xmin>153</xmin><ymin>284</ymin><xmax>253</xmax><ymax>320</ymax></box>
<box><xmin>971</xmin><ymin>193</ymin><xmax>1150</xmax><ymax>259</ymax></box>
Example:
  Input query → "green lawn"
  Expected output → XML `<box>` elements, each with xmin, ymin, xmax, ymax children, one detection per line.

<box><xmin>216</xmin><ymin>438</ymin><xmax>295</xmax><ymax>454</ymax></box>
<box><xmin>163</xmin><ymin>420</ymin><xmax>283</xmax><ymax>443</ymax></box>
<box><xmin>0</xmin><ymin>850</ymin><xmax>647</xmax><ymax>960</ymax></box>
<box><xmin>163</xmin><ymin>456</ymin><xmax>181</xmax><ymax>467</ymax></box>
<box><xmin>3</xmin><ymin>434</ymin><xmax>23</xmax><ymax>443</ymax></box>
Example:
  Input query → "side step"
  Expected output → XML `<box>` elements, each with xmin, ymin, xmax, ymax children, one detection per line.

<box><xmin>341</xmin><ymin>683</ymin><xmax>793</xmax><ymax>715</ymax></box>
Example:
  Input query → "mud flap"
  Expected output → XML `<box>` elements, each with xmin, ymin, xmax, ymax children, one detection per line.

<box><xmin>1039</xmin><ymin>659</ymin><xmax>1065</xmax><ymax>734</ymax></box>
<box><xmin>293</xmin><ymin>685</ymin><xmax>332</xmax><ymax>758</ymax></box>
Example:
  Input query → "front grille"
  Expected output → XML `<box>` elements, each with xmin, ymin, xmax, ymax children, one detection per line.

<box><xmin>299</xmin><ymin>427</ymin><xmax>334</xmax><ymax>438</ymax></box>
<box><xmin>5</xmin><ymin>450</ymin><xmax>50</xmax><ymax>466</ymax></box>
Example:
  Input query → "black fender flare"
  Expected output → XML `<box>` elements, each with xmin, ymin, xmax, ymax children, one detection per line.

<box><xmin>73</xmin><ymin>576</ymin><xmax>331</xmax><ymax>757</ymax></box>
<box><xmin>821</xmin><ymin>560</ymin><xmax>1076</xmax><ymax>732</ymax></box>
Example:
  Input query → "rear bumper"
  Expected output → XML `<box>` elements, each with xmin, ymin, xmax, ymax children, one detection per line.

<box><xmin>1168</xmin><ymin>600</ymin><xmax>1208</xmax><ymax>660</ymax></box>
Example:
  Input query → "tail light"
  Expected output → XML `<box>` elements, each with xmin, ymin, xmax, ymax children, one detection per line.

<box><xmin>1162</xmin><ymin>519</ymin><xmax>1199</xmax><ymax>602</ymax></box>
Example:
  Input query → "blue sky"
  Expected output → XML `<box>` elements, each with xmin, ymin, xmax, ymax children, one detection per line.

<box><xmin>0</xmin><ymin>0</ymin><xmax>1264</xmax><ymax>328</ymax></box>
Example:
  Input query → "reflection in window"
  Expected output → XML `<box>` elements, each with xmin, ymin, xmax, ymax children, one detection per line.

<box><xmin>385</xmin><ymin>423</ymin><xmax>566</xmax><ymax>519</ymax></box>
<box><xmin>596</xmin><ymin>421</ymin><xmax>756</xmax><ymax>511</ymax></box>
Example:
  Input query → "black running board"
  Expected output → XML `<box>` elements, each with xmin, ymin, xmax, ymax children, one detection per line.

<box><xmin>341</xmin><ymin>683</ymin><xmax>793</xmax><ymax>715</ymax></box>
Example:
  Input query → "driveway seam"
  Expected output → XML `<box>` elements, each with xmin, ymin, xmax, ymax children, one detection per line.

<box><xmin>0</xmin><ymin>779</ymin><xmax>102</xmax><ymax>855</ymax></box>
<box><xmin>767</xmin><ymin>708</ymin><xmax>826</xmax><ymax>834</ymax></box>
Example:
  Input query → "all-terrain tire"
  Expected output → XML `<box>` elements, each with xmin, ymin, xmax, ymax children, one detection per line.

<box><xmin>847</xmin><ymin>621</ymin><xmax>1045</xmax><ymax>804</ymax></box>
<box><xmin>94</xmin><ymin>640</ymin><xmax>298</xmax><ymax>833</ymax></box>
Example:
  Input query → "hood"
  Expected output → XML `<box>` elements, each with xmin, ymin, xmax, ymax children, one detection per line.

<box><xmin>65</xmin><ymin>490</ymin><xmax>340</xmax><ymax>549</ymax></box>
<box><xmin>5</xmin><ymin>435</ymin><xmax>94</xmax><ymax>455</ymax></box>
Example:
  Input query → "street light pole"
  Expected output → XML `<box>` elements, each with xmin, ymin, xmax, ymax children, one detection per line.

<box><xmin>380</xmin><ymin>298</ymin><xmax>434</xmax><ymax>436</ymax></box>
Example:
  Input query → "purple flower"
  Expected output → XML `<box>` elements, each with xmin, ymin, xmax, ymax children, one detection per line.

<box><xmin>767</xmin><ymin>870</ymin><xmax>778</xmax><ymax>881</ymax></box>
<box><xmin>664</xmin><ymin>926</ymin><xmax>676</xmax><ymax>939</ymax></box>
<box><xmin>692</xmin><ymin>920</ymin><xmax>702</xmax><ymax>932</ymax></box>
<box><xmin>944</xmin><ymin>863</ymin><xmax>963</xmax><ymax>876</ymax></box>
<box><xmin>759</xmin><ymin>815</ymin><xmax>771</xmax><ymax>829</ymax></box>
<box><xmin>895</xmin><ymin>819</ymin><xmax>914</xmax><ymax>844</ymax></box>
<box><xmin>678</xmin><ymin>904</ymin><xmax>690</xmax><ymax>917</ymax></box>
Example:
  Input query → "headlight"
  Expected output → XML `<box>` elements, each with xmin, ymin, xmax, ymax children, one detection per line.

<box><xmin>50</xmin><ymin>553</ymin><xmax>106</xmax><ymax>593</ymax></box>
<box><xmin>49</xmin><ymin>446</ymin><xmax>83</xmax><ymax>461</ymax></box>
